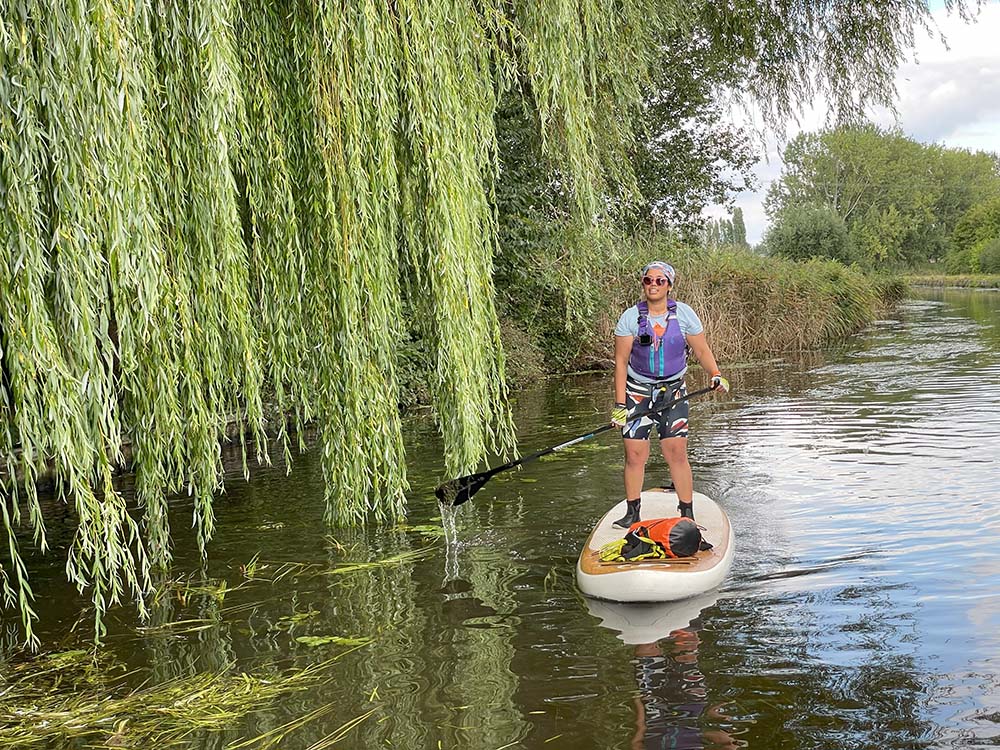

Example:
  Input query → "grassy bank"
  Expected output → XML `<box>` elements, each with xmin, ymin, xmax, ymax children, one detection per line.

<box><xmin>903</xmin><ymin>273</ymin><xmax>1000</xmax><ymax>289</ymax></box>
<box><xmin>492</xmin><ymin>232</ymin><xmax>905</xmax><ymax>382</ymax></box>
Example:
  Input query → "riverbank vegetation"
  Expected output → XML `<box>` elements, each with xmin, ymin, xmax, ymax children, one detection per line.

<box><xmin>479</xmin><ymin>231</ymin><xmax>905</xmax><ymax>389</ymax></box>
<box><xmin>0</xmin><ymin>0</ymin><xmax>967</xmax><ymax>642</ymax></box>
<box><xmin>903</xmin><ymin>274</ymin><xmax>1000</xmax><ymax>289</ymax></box>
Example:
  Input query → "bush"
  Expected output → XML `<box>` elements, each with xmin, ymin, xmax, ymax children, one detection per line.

<box><xmin>952</xmin><ymin>198</ymin><xmax>1000</xmax><ymax>256</ymax></box>
<box><xmin>944</xmin><ymin>245</ymin><xmax>973</xmax><ymax>274</ymax></box>
<box><xmin>764</xmin><ymin>205</ymin><xmax>853</xmax><ymax>264</ymax></box>
<box><xmin>978</xmin><ymin>236</ymin><xmax>1000</xmax><ymax>274</ymax></box>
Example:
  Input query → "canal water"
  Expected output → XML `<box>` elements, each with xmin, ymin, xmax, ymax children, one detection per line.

<box><xmin>3</xmin><ymin>288</ymin><xmax>999</xmax><ymax>749</ymax></box>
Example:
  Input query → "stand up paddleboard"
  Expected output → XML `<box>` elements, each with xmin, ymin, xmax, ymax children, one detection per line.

<box><xmin>577</xmin><ymin>489</ymin><xmax>734</xmax><ymax>603</ymax></box>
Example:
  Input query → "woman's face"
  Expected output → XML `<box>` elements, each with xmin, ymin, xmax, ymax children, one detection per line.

<box><xmin>642</xmin><ymin>269</ymin><xmax>671</xmax><ymax>300</ymax></box>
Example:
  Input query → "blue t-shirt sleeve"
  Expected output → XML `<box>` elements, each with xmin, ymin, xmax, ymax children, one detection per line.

<box><xmin>676</xmin><ymin>301</ymin><xmax>703</xmax><ymax>336</ymax></box>
<box><xmin>614</xmin><ymin>306</ymin><xmax>639</xmax><ymax>337</ymax></box>
<box><xmin>616</xmin><ymin>302</ymin><xmax>702</xmax><ymax>336</ymax></box>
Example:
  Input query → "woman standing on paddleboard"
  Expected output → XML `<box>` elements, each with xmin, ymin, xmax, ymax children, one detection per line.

<box><xmin>610</xmin><ymin>261</ymin><xmax>729</xmax><ymax>528</ymax></box>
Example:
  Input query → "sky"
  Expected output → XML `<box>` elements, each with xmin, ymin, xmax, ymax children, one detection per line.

<box><xmin>706</xmin><ymin>1</ymin><xmax>1000</xmax><ymax>245</ymax></box>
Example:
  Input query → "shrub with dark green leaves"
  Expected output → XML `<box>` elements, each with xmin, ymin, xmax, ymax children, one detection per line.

<box><xmin>764</xmin><ymin>205</ymin><xmax>854</xmax><ymax>264</ymax></box>
<box><xmin>952</xmin><ymin>198</ymin><xmax>1000</xmax><ymax>256</ymax></box>
<box><xmin>977</xmin><ymin>237</ymin><xmax>1000</xmax><ymax>274</ymax></box>
<box><xmin>944</xmin><ymin>245</ymin><xmax>973</xmax><ymax>274</ymax></box>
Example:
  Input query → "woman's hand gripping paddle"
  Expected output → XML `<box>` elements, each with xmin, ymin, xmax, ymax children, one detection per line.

<box><xmin>435</xmin><ymin>385</ymin><xmax>716</xmax><ymax>507</ymax></box>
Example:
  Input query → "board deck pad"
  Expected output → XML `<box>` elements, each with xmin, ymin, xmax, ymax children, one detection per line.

<box><xmin>579</xmin><ymin>489</ymin><xmax>731</xmax><ymax>579</ymax></box>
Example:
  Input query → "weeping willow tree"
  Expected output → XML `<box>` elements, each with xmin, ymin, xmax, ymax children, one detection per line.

<box><xmin>0</xmin><ymin>0</ymin><xmax>971</xmax><ymax>643</ymax></box>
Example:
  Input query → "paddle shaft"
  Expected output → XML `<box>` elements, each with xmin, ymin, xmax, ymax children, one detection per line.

<box><xmin>481</xmin><ymin>384</ymin><xmax>715</xmax><ymax>481</ymax></box>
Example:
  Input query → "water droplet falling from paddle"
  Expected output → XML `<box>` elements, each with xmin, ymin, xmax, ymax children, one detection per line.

<box><xmin>440</xmin><ymin>503</ymin><xmax>461</xmax><ymax>582</ymax></box>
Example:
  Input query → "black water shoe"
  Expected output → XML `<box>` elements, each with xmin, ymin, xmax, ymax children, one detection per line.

<box><xmin>678</xmin><ymin>501</ymin><xmax>695</xmax><ymax>520</ymax></box>
<box><xmin>613</xmin><ymin>499</ymin><xmax>641</xmax><ymax>529</ymax></box>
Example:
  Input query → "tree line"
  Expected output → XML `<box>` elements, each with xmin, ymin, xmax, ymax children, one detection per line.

<box><xmin>762</xmin><ymin>125</ymin><xmax>1000</xmax><ymax>272</ymax></box>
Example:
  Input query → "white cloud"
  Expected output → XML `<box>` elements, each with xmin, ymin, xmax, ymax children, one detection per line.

<box><xmin>710</xmin><ymin>1</ymin><xmax>1000</xmax><ymax>245</ymax></box>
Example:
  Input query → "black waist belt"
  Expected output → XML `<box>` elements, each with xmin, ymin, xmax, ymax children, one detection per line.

<box><xmin>651</xmin><ymin>377</ymin><xmax>683</xmax><ymax>390</ymax></box>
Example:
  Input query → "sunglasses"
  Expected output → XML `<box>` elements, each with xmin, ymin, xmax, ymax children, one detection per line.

<box><xmin>642</xmin><ymin>276</ymin><xmax>670</xmax><ymax>287</ymax></box>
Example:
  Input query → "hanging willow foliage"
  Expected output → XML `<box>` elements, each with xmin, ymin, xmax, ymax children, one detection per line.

<box><xmin>0</xmin><ymin>0</ymin><xmax>965</xmax><ymax>643</ymax></box>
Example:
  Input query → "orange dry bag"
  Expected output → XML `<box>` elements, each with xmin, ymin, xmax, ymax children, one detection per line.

<box><xmin>627</xmin><ymin>517</ymin><xmax>703</xmax><ymax>558</ymax></box>
<box><xmin>599</xmin><ymin>517</ymin><xmax>707</xmax><ymax>562</ymax></box>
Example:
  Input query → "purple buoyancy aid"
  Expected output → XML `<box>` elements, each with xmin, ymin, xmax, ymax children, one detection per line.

<box><xmin>628</xmin><ymin>300</ymin><xmax>686</xmax><ymax>380</ymax></box>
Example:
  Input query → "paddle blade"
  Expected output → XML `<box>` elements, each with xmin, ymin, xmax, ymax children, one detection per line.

<box><xmin>435</xmin><ymin>471</ymin><xmax>491</xmax><ymax>507</ymax></box>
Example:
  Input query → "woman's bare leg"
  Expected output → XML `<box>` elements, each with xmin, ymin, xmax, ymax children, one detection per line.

<box><xmin>659</xmin><ymin>436</ymin><xmax>692</xmax><ymax>502</ymax></box>
<box><xmin>623</xmin><ymin>438</ymin><xmax>650</xmax><ymax>498</ymax></box>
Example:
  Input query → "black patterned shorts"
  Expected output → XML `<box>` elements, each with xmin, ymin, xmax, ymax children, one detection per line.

<box><xmin>622</xmin><ymin>375</ymin><xmax>689</xmax><ymax>441</ymax></box>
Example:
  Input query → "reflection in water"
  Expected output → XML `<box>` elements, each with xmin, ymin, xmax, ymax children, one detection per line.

<box><xmin>447</xmin><ymin>549</ymin><xmax>528</xmax><ymax>749</ymax></box>
<box><xmin>144</xmin><ymin>576</ymin><xmax>234</xmax><ymax>682</ymax></box>
<box><xmin>586</xmin><ymin>594</ymin><xmax>722</xmax><ymax>646</ymax></box>
<box><xmin>335</xmin><ymin>528</ymin><xmax>429</xmax><ymax>749</ymax></box>
<box><xmin>3</xmin><ymin>289</ymin><xmax>1000</xmax><ymax>749</ymax></box>
<box><xmin>586</xmin><ymin>596</ymin><xmax>737</xmax><ymax>750</ymax></box>
<box><xmin>632</xmin><ymin>629</ymin><xmax>737</xmax><ymax>750</ymax></box>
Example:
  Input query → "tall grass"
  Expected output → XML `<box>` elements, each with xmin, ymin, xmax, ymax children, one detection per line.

<box><xmin>668</xmin><ymin>251</ymin><xmax>900</xmax><ymax>362</ymax></box>
<box><xmin>903</xmin><ymin>274</ymin><xmax>1000</xmax><ymax>289</ymax></box>
<box><xmin>519</xmin><ymin>232</ymin><xmax>904</xmax><ymax>371</ymax></box>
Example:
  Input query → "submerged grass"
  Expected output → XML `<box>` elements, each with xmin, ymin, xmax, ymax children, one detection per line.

<box><xmin>227</xmin><ymin>704</ymin><xmax>378</xmax><ymax>750</ymax></box>
<box><xmin>0</xmin><ymin>648</ymin><xmax>369</xmax><ymax>748</ymax></box>
<box><xmin>0</xmin><ymin>538</ymin><xmax>437</xmax><ymax>746</ymax></box>
<box><xmin>240</xmin><ymin>546</ymin><xmax>436</xmax><ymax>586</ymax></box>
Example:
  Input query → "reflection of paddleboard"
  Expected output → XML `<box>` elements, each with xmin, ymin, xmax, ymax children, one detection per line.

<box><xmin>586</xmin><ymin>591</ymin><xmax>721</xmax><ymax>644</ymax></box>
<box><xmin>576</xmin><ymin>489</ymin><xmax>734</xmax><ymax>603</ymax></box>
